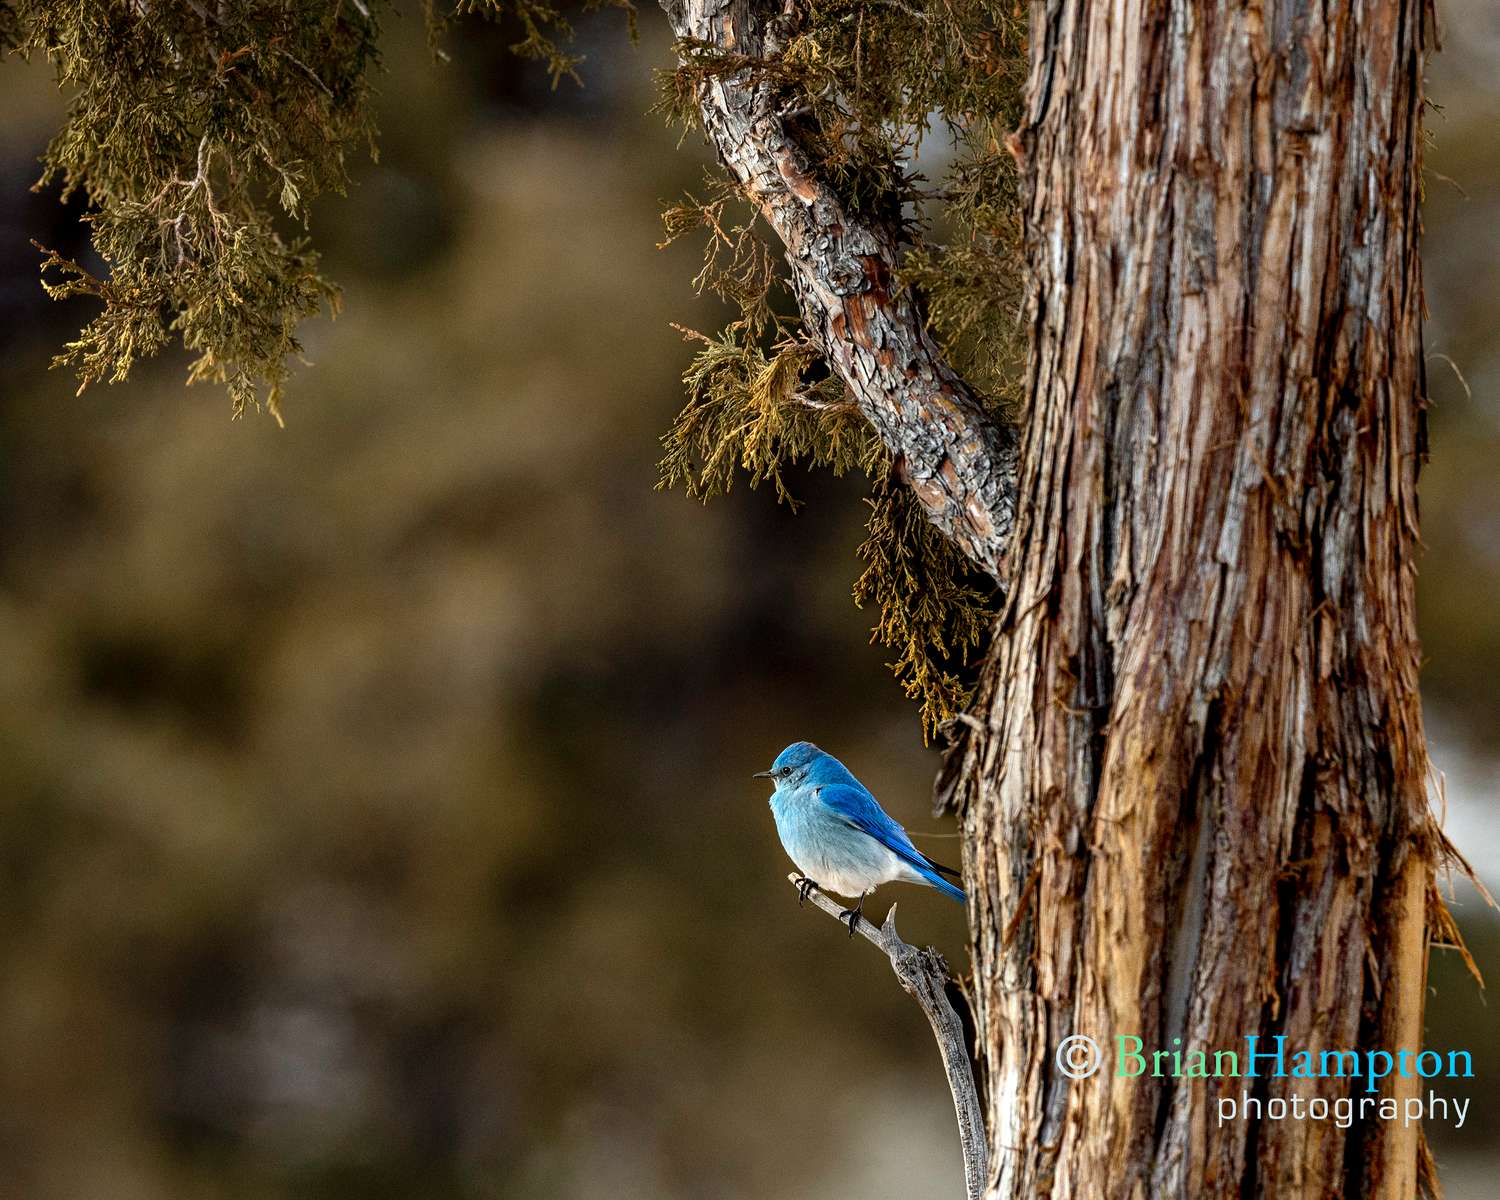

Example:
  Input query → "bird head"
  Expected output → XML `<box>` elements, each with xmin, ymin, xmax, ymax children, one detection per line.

<box><xmin>753</xmin><ymin>740</ymin><xmax>831</xmax><ymax>787</ymax></box>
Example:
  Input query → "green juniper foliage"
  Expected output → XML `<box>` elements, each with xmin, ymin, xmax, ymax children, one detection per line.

<box><xmin>656</xmin><ymin>0</ymin><xmax>1027</xmax><ymax>736</ymax></box>
<box><xmin>1</xmin><ymin>0</ymin><xmax>629</xmax><ymax>418</ymax></box>
<box><xmin>853</xmin><ymin>474</ymin><xmax>997</xmax><ymax>737</ymax></box>
<box><xmin>5</xmin><ymin>0</ymin><xmax>1025</xmax><ymax>735</ymax></box>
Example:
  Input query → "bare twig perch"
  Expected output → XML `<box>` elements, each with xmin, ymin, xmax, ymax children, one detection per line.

<box><xmin>788</xmin><ymin>874</ymin><xmax>988</xmax><ymax>1200</ymax></box>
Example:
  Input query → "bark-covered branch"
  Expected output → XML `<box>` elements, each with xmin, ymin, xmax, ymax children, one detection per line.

<box><xmin>788</xmin><ymin>874</ymin><xmax>988</xmax><ymax>1200</ymax></box>
<box><xmin>661</xmin><ymin>0</ymin><xmax>1019</xmax><ymax>579</ymax></box>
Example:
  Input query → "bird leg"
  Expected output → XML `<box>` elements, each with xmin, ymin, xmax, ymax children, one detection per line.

<box><xmin>837</xmin><ymin>892</ymin><xmax>867</xmax><ymax>937</ymax></box>
<box><xmin>795</xmin><ymin>875</ymin><xmax>821</xmax><ymax>906</ymax></box>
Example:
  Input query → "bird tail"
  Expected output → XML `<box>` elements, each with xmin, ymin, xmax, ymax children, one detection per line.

<box><xmin>914</xmin><ymin>861</ymin><xmax>966</xmax><ymax>903</ymax></box>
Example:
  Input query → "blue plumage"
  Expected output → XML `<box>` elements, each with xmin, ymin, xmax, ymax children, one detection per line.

<box><xmin>755</xmin><ymin>741</ymin><xmax>964</xmax><ymax>933</ymax></box>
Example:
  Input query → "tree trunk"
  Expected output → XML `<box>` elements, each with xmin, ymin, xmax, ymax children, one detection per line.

<box><xmin>942</xmin><ymin>1</ymin><xmax>1438</xmax><ymax>1196</ymax></box>
<box><xmin>665</xmin><ymin>0</ymin><xmax>1441</xmax><ymax>1192</ymax></box>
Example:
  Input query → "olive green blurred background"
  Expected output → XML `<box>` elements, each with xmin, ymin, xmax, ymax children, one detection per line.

<box><xmin>0</xmin><ymin>6</ymin><xmax>1495</xmax><ymax>1199</ymax></box>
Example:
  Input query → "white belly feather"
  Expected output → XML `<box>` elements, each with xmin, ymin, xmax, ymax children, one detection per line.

<box><xmin>795</xmin><ymin>841</ymin><xmax>919</xmax><ymax>899</ymax></box>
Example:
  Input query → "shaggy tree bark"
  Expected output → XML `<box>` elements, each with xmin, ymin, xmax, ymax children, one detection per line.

<box><xmin>669</xmin><ymin>1</ymin><xmax>1439</xmax><ymax>1196</ymax></box>
<box><xmin>950</xmin><ymin>2</ymin><xmax>1438</xmax><ymax>1195</ymax></box>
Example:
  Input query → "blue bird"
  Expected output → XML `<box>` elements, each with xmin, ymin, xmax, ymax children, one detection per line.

<box><xmin>755</xmin><ymin>741</ymin><xmax>964</xmax><ymax>935</ymax></box>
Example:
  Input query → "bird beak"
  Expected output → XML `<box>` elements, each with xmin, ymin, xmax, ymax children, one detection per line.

<box><xmin>752</xmin><ymin>770</ymin><xmax>773</xmax><ymax>779</ymax></box>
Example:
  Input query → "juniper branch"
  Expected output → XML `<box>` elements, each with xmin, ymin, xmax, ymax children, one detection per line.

<box><xmin>660</xmin><ymin>0</ymin><xmax>1020</xmax><ymax>579</ymax></box>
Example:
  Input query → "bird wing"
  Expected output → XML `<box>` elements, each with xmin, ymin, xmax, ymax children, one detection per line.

<box><xmin>815</xmin><ymin>782</ymin><xmax>957</xmax><ymax>877</ymax></box>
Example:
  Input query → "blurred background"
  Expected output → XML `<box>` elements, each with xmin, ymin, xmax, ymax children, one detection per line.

<box><xmin>0</xmin><ymin>5</ymin><xmax>1494</xmax><ymax>1199</ymax></box>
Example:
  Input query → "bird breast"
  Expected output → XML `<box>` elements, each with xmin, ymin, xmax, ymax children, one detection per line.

<box><xmin>770</xmin><ymin>788</ymin><xmax>905</xmax><ymax>898</ymax></box>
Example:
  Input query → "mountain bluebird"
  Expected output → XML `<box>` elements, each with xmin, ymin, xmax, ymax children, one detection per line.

<box><xmin>754</xmin><ymin>741</ymin><xmax>964</xmax><ymax>935</ymax></box>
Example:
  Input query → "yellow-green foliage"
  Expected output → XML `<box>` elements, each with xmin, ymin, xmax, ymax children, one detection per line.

<box><xmin>657</xmin><ymin>179</ymin><xmax>884</xmax><ymax>503</ymax></box>
<box><xmin>855</xmin><ymin>476</ymin><xmax>995</xmax><ymax>742</ymax></box>
<box><xmin>4</xmin><ymin>0</ymin><xmax>1026</xmax><ymax>735</ymax></box>
<box><xmin>2</xmin><ymin>0</ymin><xmax>632</xmax><ymax>417</ymax></box>
<box><xmin>658</xmin><ymin>328</ymin><xmax>885</xmax><ymax>506</ymax></box>
<box><xmin>10</xmin><ymin>0</ymin><xmax>381</xmax><ymax>417</ymax></box>
<box><xmin>656</xmin><ymin>2</ymin><xmax>1027</xmax><ymax>736</ymax></box>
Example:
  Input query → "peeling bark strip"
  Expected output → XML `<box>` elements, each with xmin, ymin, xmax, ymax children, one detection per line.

<box><xmin>660</xmin><ymin>0</ymin><xmax>1020</xmax><ymax>580</ymax></box>
<box><xmin>948</xmin><ymin>2</ymin><xmax>1438</xmax><ymax>1198</ymax></box>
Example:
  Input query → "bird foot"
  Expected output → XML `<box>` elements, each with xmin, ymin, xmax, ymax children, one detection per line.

<box><xmin>795</xmin><ymin>876</ymin><xmax>820</xmax><ymax>906</ymax></box>
<box><xmin>837</xmin><ymin>893</ymin><xmax>867</xmax><ymax>937</ymax></box>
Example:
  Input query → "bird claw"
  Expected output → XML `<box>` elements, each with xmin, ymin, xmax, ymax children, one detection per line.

<box><xmin>837</xmin><ymin>892</ymin><xmax>867</xmax><ymax>937</ymax></box>
<box><xmin>795</xmin><ymin>876</ymin><xmax>820</xmax><ymax>906</ymax></box>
